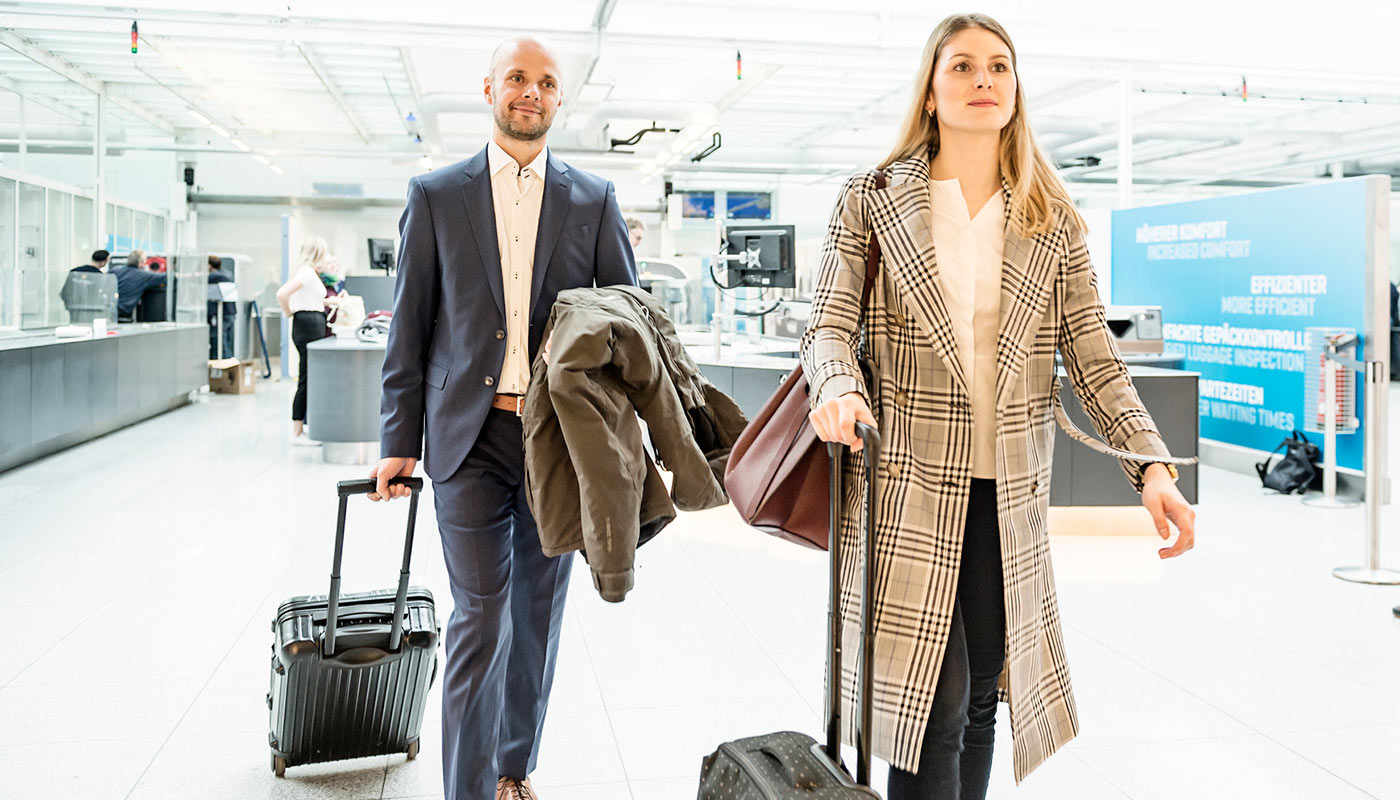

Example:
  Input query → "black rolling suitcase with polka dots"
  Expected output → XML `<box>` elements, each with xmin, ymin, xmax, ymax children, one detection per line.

<box><xmin>698</xmin><ymin>423</ymin><xmax>882</xmax><ymax>798</ymax></box>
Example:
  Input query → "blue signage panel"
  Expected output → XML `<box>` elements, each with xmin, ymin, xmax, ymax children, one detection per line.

<box><xmin>1111</xmin><ymin>180</ymin><xmax>1371</xmax><ymax>470</ymax></box>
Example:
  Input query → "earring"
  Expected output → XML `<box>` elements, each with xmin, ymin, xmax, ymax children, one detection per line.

<box><xmin>926</xmin><ymin>108</ymin><xmax>934</xmax><ymax>118</ymax></box>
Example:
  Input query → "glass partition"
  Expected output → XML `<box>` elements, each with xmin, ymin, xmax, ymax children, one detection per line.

<box><xmin>133</xmin><ymin>211</ymin><xmax>150</xmax><ymax>253</ymax></box>
<box><xmin>0</xmin><ymin>178</ymin><xmax>14</xmax><ymax>328</ymax></box>
<box><xmin>3</xmin><ymin>176</ymin><xmax>173</xmax><ymax>330</ymax></box>
<box><xmin>115</xmin><ymin>205</ymin><xmax>132</xmax><ymax>258</ymax></box>
<box><xmin>172</xmin><ymin>252</ymin><xmax>206</xmax><ymax>325</ymax></box>
<box><xmin>17</xmin><ymin>183</ymin><xmax>44</xmax><ymax>329</ymax></box>
<box><xmin>42</xmin><ymin>190</ymin><xmax>72</xmax><ymax>327</ymax></box>
<box><xmin>74</xmin><ymin>195</ymin><xmax>94</xmax><ymax>262</ymax></box>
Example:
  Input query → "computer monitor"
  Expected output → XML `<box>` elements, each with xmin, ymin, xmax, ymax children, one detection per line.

<box><xmin>368</xmin><ymin>238</ymin><xmax>395</xmax><ymax>272</ymax></box>
<box><xmin>722</xmin><ymin>224</ymin><xmax>795</xmax><ymax>289</ymax></box>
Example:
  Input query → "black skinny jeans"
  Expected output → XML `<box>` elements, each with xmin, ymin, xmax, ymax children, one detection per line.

<box><xmin>888</xmin><ymin>478</ymin><xmax>1006</xmax><ymax>800</ymax></box>
<box><xmin>291</xmin><ymin>310</ymin><xmax>327</xmax><ymax>423</ymax></box>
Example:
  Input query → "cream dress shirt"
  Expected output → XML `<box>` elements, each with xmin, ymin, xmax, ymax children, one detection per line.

<box><xmin>929</xmin><ymin>177</ymin><xmax>1005</xmax><ymax>479</ymax></box>
<box><xmin>487</xmin><ymin>140</ymin><xmax>549</xmax><ymax>394</ymax></box>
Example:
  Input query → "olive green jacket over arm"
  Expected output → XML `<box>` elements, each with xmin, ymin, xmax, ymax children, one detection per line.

<box><xmin>523</xmin><ymin>285</ymin><xmax>748</xmax><ymax>602</ymax></box>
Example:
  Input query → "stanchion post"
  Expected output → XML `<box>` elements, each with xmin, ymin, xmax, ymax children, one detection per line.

<box><xmin>1333</xmin><ymin>356</ymin><xmax>1399</xmax><ymax>585</ymax></box>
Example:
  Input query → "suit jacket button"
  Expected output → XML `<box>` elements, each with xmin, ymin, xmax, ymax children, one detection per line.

<box><xmin>895</xmin><ymin>390</ymin><xmax>909</xmax><ymax>406</ymax></box>
<box><xmin>484</xmin><ymin>376</ymin><xmax>494</xmax><ymax>387</ymax></box>
<box><xmin>495</xmin><ymin>330</ymin><xmax>505</xmax><ymax>340</ymax></box>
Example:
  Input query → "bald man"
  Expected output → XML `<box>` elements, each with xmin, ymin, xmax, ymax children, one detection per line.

<box><xmin>371</xmin><ymin>36</ymin><xmax>636</xmax><ymax>800</ymax></box>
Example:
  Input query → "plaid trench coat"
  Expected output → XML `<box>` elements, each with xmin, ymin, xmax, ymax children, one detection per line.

<box><xmin>800</xmin><ymin>153</ymin><xmax>1171</xmax><ymax>782</ymax></box>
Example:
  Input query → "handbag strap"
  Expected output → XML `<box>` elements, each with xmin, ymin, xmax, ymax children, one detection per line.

<box><xmin>1051</xmin><ymin>389</ymin><xmax>1198</xmax><ymax>466</ymax></box>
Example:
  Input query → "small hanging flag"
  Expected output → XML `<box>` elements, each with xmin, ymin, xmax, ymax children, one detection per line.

<box><xmin>131</xmin><ymin>21</ymin><xmax>138</xmax><ymax>54</ymax></box>
<box><xmin>736</xmin><ymin>50</ymin><xmax>742</xmax><ymax>81</ymax></box>
<box><xmin>1241</xmin><ymin>75</ymin><xmax>1247</xmax><ymax>102</ymax></box>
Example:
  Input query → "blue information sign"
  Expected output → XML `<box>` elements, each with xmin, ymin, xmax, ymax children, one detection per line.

<box><xmin>1112</xmin><ymin>179</ymin><xmax>1373</xmax><ymax>470</ymax></box>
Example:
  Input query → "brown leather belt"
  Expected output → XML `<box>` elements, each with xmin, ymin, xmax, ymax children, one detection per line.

<box><xmin>491</xmin><ymin>393</ymin><xmax>525</xmax><ymax>415</ymax></box>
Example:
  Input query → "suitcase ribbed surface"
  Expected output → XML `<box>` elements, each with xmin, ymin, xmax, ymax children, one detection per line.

<box><xmin>270</xmin><ymin>593</ymin><xmax>438</xmax><ymax>767</ymax></box>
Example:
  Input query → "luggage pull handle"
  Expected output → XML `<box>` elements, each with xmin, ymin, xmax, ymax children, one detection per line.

<box><xmin>824</xmin><ymin>421</ymin><xmax>880</xmax><ymax>787</ymax></box>
<box><xmin>325</xmin><ymin>477</ymin><xmax>423</xmax><ymax>657</ymax></box>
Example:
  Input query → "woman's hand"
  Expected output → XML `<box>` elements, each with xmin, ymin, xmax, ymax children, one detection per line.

<box><xmin>809</xmin><ymin>392</ymin><xmax>877</xmax><ymax>452</ymax></box>
<box><xmin>1142</xmin><ymin>463</ymin><xmax>1195</xmax><ymax>559</ymax></box>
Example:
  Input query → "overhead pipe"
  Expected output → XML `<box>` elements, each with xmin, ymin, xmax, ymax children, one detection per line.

<box><xmin>1051</xmin><ymin>124</ymin><xmax>1244</xmax><ymax>160</ymax></box>
<box><xmin>577</xmin><ymin>101</ymin><xmax>717</xmax><ymax>151</ymax></box>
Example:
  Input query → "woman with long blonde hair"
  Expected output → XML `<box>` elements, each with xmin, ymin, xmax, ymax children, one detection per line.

<box><xmin>802</xmin><ymin>13</ymin><xmax>1196</xmax><ymax>798</ymax></box>
<box><xmin>277</xmin><ymin>235</ymin><xmax>340</xmax><ymax>444</ymax></box>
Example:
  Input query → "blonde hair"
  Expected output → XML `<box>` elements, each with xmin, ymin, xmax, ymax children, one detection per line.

<box><xmin>297</xmin><ymin>237</ymin><xmax>330</xmax><ymax>272</ymax></box>
<box><xmin>880</xmin><ymin>13</ymin><xmax>1085</xmax><ymax>237</ymax></box>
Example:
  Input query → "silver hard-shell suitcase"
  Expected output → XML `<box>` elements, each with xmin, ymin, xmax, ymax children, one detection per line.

<box><xmin>267</xmin><ymin>477</ymin><xmax>440</xmax><ymax>776</ymax></box>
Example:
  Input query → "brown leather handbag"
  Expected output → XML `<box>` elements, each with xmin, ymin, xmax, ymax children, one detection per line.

<box><xmin>723</xmin><ymin>170</ymin><xmax>885</xmax><ymax>549</ymax></box>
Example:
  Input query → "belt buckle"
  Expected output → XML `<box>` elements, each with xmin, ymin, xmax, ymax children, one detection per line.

<box><xmin>499</xmin><ymin>393</ymin><xmax>524</xmax><ymax>417</ymax></box>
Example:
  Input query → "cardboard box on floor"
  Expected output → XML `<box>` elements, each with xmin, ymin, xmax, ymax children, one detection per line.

<box><xmin>208</xmin><ymin>358</ymin><xmax>257</xmax><ymax>394</ymax></box>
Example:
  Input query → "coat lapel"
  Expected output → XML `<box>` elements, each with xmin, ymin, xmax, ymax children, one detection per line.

<box><xmin>459</xmin><ymin>149</ymin><xmax>506</xmax><ymax>323</ymax></box>
<box><xmin>867</xmin><ymin>156</ymin><xmax>969</xmax><ymax>395</ymax></box>
<box><xmin>994</xmin><ymin>181</ymin><xmax>1061</xmax><ymax>406</ymax></box>
<box><xmin>530</xmin><ymin>153</ymin><xmax>574</xmax><ymax>317</ymax></box>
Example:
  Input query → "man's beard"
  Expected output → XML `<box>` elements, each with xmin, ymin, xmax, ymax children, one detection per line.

<box><xmin>495</xmin><ymin>104</ymin><xmax>551</xmax><ymax>141</ymax></box>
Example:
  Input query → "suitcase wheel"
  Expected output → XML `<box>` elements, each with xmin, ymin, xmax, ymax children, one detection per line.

<box><xmin>406</xmin><ymin>740</ymin><xmax>420</xmax><ymax>760</ymax></box>
<box><xmin>272</xmin><ymin>754</ymin><xmax>287</xmax><ymax>777</ymax></box>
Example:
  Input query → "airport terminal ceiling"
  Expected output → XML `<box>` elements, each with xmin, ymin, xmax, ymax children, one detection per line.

<box><xmin>0</xmin><ymin>0</ymin><xmax>1398</xmax><ymax>198</ymax></box>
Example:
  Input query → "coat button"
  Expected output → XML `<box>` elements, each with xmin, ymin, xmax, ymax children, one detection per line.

<box><xmin>895</xmin><ymin>390</ymin><xmax>909</xmax><ymax>406</ymax></box>
<box><xmin>1031</xmin><ymin>480</ymin><xmax>1040</xmax><ymax>493</ymax></box>
<box><xmin>484</xmin><ymin>376</ymin><xmax>494</xmax><ymax>387</ymax></box>
<box><xmin>495</xmin><ymin>330</ymin><xmax>505</xmax><ymax>340</ymax></box>
<box><xmin>886</xmin><ymin>462</ymin><xmax>900</xmax><ymax>478</ymax></box>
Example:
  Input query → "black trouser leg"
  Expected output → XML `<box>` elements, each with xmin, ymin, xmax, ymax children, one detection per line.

<box><xmin>956</xmin><ymin>479</ymin><xmax>1006</xmax><ymax>800</ymax></box>
<box><xmin>887</xmin><ymin>479</ymin><xmax>1006</xmax><ymax>800</ymax></box>
<box><xmin>290</xmin><ymin>311</ymin><xmax>325</xmax><ymax>422</ymax></box>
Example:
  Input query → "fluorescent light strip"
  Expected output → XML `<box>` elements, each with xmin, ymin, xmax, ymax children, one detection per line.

<box><xmin>269</xmin><ymin>165</ymin><xmax>285</xmax><ymax>175</ymax></box>
<box><xmin>231</xmin><ymin>139</ymin><xmax>251</xmax><ymax>152</ymax></box>
<box><xmin>209</xmin><ymin>124</ymin><xmax>229</xmax><ymax>138</ymax></box>
<box><xmin>254</xmin><ymin>155</ymin><xmax>270</xmax><ymax>165</ymax></box>
<box><xmin>187</xmin><ymin>109</ymin><xmax>210</xmax><ymax>125</ymax></box>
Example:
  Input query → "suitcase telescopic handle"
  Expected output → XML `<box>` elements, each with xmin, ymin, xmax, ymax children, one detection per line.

<box><xmin>324</xmin><ymin>477</ymin><xmax>422</xmax><ymax>657</ymax></box>
<box><xmin>337</xmin><ymin>476</ymin><xmax>424</xmax><ymax>496</ymax></box>
<box><xmin>824</xmin><ymin>421</ymin><xmax>880</xmax><ymax>787</ymax></box>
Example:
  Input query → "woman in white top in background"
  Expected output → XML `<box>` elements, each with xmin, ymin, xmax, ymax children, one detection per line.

<box><xmin>277</xmin><ymin>236</ymin><xmax>340</xmax><ymax>445</ymax></box>
<box><xmin>802</xmin><ymin>13</ymin><xmax>1195</xmax><ymax>799</ymax></box>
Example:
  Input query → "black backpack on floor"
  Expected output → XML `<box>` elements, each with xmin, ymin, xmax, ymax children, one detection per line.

<box><xmin>1255</xmin><ymin>430</ymin><xmax>1320</xmax><ymax>494</ymax></box>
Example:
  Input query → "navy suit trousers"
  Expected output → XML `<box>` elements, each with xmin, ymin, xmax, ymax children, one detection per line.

<box><xmin>430</xmin><ymin>408</ymin><xmax>573</xmax><ymax>800</ymax></box>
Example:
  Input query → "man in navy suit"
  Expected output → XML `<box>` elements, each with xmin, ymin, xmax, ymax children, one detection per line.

<box><xmin>369</xmin><ymin>36</ymin><xmax>636</xmax><ymax>800</ymax></box>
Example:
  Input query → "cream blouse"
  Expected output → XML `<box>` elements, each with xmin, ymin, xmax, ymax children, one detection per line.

<box><xmin>929</xmin><ymin>177</ymin><xmax>1005</xmax><ymax>479</ymax></box>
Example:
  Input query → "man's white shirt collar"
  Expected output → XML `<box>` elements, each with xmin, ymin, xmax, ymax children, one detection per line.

<box><xmin>487</xmin><ymin>140</ymin><xmax>549</xmax><ymax>179</ymax></box>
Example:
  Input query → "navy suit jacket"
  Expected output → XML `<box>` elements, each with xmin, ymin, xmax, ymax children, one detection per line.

<box><xmin>380</xmin><ymin>147</ymin><xmax>638</xmax><ymax>481</ymax></box>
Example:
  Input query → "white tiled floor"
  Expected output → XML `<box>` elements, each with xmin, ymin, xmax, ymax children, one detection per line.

<box><xmin>1</xmin><ymin>378</ymin><xmax>1398</xmax><ymax>800</ymax></box>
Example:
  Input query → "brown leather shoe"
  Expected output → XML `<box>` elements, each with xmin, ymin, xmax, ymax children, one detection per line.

<box><xmin>495</xmin><ymin>776</ymin><xmax>538</xmax><ymax>800</ymax></box>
